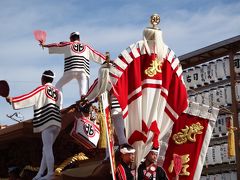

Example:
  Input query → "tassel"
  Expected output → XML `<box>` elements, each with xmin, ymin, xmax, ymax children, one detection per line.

<box><xmin>97</xmin><ymin>111</ymin><xmax>107</xmax><ymax>148</ymax></box>
<box><xmin>227</xmin><ymin>116</ymin><xmax>237</xmax><ymax>157</ymax></box>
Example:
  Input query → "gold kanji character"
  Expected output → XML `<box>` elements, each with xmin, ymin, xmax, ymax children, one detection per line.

<box><xmin>172</xmin><ymin>122</ymin><xmax>204</xmax><ymax>144</ymax></box>
<box><xmin>168</xmin><ymin>154</ymin><xmax>190</xmax><ymax>176</ymax></box>
<box><xmin>145</xmin><ymin>58</ymin><xmax>163</xmax><ymax>77</ymax></box>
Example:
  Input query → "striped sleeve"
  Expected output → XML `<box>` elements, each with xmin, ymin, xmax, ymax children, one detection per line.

<box><xmin>12</xmin><ymin>86</ymin><xmax>44</xmax><ymax>110</ymax></box>
<box><xmin>86</xmin><ymin>45</ymin><xmax>106</xmax><ymax>64</ymax></box>
<box><xmin>116</xmin><ymin>164</ymin><xmax>127</xmax><ymax>180</ymax></box>
<box><xmin>46</xmin><ymin>42</ymin><xmax>71</xmax><ymax>54</ymax></box>
<box><xmin>85</xmin><ymin>67</ymin><xmax>111</xmax><ymax>101</ymax></box>
<box><xmin>85</xmin><ymin>78</ymin><xmax>99</xmax><ymax>101</ymax></box>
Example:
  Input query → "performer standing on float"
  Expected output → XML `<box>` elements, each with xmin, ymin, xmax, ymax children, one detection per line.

<box><xmin>41</xmin><ymin>32</ymin><xmax>106</xmax><ymax>98</ymax></box>
<box><xmin>85</xmin><ymin>60</ymin><xmax>128</xmax><ymax>161</ymax></box>
<box><xmin>6</xmin><ymin>70</ymin><xmax>62</xmax><ymax>180</ymax></box>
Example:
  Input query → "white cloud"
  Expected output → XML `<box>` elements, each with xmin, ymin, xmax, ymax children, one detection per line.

<box><xmin>162</xmin><ymin>2</ymin><xmax>240</xmax><ymax>54</ymax></box>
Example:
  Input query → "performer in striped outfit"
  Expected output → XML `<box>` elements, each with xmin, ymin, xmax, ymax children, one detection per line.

<box><xmin>84</xmin><ymin>63</ymin><xmax>128</xmax><ymax>161</ymax></box>
<box><xmin>6</xmin><ymin>70</ymin><xmax>62</xmax><ymax>180</ymax></box>
<box><xmin>42</xmin><ymin>32</ymin><xmax>106</xmax><ymax>98</ymax></box>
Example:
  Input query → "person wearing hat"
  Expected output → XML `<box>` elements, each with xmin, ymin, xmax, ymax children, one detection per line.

<box><xmin>41</xmin><ymin>32</ymin><xmax>106</xmax><ymax>99</ymax></box>
<box><xmin>116</xmin><ymin>144</ymin><xmax>136</xmax><ymax>180</ymax></box>
<box><xmin>6</xmin><ymin>70</ymin><xmax>62</xmax><ymax>180</ymax></box>
<box><xmin>138</xmin><ymin>147</ymin><xmax>168</xmax><ymax>180</ymax></box>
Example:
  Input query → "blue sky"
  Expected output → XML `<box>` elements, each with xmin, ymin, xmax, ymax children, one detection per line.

<box><xmin>0</xmin><ymin>0</ymin><xmax>240</xmax><ymax>125</ymax></box>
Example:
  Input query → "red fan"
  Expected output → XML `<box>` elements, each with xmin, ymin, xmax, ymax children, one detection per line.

<box><xmin>33</xmin><ymin>30</ymin><xmax>47</xmax><ymax>44</ymax></box>
<box><xmin>0</xmin><ymin>80</ymin><xmax>10</xmax><ymax>97</ymax></box>
<box><xmin>173</xmin><ymin>154</ymin><xmax>182</xmax><ymax>179</ymax></box>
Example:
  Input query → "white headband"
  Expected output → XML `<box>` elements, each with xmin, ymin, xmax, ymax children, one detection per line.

<box><xmin>42</xmin><ymin>73</ymin><xmax>55</xmax><ymax>78</ymax></box>
<box><xmin>120</xmin><ymin>147</ymin><xmax>135</xmax><ymax>154</ymax></box>
<box><xmin>70</xmin><ymin>32</ymin><xmax>80</xmax><ymax>36</ymax></box>
<box><xmin>150</xmin><ymin>149</ymin><xmax>159</xmax><ymax>154</ymax></box>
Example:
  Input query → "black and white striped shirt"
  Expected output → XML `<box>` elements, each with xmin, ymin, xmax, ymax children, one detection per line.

<box><xmin>46</xmin><ymin>41</ymin><xmax>106</xmax><ymax>77</ymax></box>
<box><xmin>12</xmin><ymin>83</ymin><xmax>62</xmax><ymax>133</ymax></box>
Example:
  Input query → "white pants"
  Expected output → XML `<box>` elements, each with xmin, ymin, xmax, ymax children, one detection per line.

<box><xmin>56</xmin><ymin>71</ymin><xmax>89</xmax><ymax>97</ymax></box>
<box><xmin>105</xmin><ymin>112</ymin><xmax>127</xmax><ymax>159</ymax></box>
<box><xmin>33</xmin><ymin>126</ymin><xmax>60</xmax><ymax>180</ymax></box>
<box><xmin>112</xmin><ymin>113</ymin><xmax>127</xmax><ymax>145</ymax></box>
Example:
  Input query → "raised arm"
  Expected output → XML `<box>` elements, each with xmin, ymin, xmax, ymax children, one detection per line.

<box><xmin>8</xmin><ymin>86</ymin><xmax>44</xmax><ymax>110</ymax></box>
<box><xmin>42</xmin><ymin>42</ymin><xmax>71</xmax><ymax>54</ymax></box>
<box><xmin>84</xmin><ymin>66</ymin><xmax>110</xmax><ymax>101</ymax></box>
<box><xmin>87</xmin><ymin>45</ymin><xmax>106</xmax><ymax>64</ymax></box>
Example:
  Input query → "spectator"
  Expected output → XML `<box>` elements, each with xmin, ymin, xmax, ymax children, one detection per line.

<box><xmin>116</xmin><ymin>144</ymin><xmax>135</xmax><ymax>180</ymax></box>
<box><xmin>138</xmin><ymin>147</ymin><xmax>168</xmax><ymax>180</ymax></box>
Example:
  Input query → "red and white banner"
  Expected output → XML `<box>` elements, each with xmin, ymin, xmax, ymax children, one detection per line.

<box><xmin>109</xmin><ymin>41</ymin><xmax>188</xmax><ymax>167</ymax></box>
<box><xmin>162</xmin><ymin>102</ymin><xmax>219</xmax><ymax>180</ymax></box>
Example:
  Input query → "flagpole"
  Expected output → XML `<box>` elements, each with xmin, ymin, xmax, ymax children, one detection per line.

<box><xmin>98</xmin><ymin>52</ymin><xmax>117</xmax><ymax>180</ymax></box>
<box><xmin>106</xmin><ymin>52</ymin><xmax>117</xmax><ymax>180</ymax></box>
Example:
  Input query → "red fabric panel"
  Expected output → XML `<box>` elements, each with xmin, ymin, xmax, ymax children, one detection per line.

<box><xmin>163</xmin><ymin>113</ymin><xmax>209</xmax><ymax>180</ymax></box>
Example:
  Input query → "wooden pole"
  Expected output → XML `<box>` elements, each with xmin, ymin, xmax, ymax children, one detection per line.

<box><xmin>228</xmin><ymin>50</ymin><xmax>240</xmax><ymax>179</ymax></box>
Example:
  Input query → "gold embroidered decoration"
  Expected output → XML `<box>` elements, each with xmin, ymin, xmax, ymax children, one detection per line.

<box><xmin>19</xmin><ymin>165</ymin><xmax>39</xmax><ymax>177</ymax></box>
<box><xmin>168</xmin><ymin>154</ymin><xmax>190</xmax><ymax>176</ymax></box>
<box><xmin>172</xmin><ymin>122</ymin><xmax>204</xmax><ymax>145</ymax></box>
<box><xmin>55</xmin><ymin>152</ymin><xmax>88</xmax><ymax>175</ymax></box>
<box><xmin>145</xmin><ymin>58</ymin><xmax>163</xmax><ymax>77</ymax></box>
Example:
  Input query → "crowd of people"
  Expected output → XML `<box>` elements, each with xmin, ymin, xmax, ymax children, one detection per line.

<box><xmin>116</xmin><ymin>144</ymin><xmax>168</xmax><ymax>180</ymax></box>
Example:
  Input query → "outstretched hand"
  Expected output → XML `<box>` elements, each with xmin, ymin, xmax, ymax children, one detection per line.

<box><xmin>76</xmin><ymin>96</ymin><xmax>89</xmax><ymax>108</ymax></box>
<box><xmin>39</xmin><ymin>41</ymin><xmax>45</xmax><ymax>49</ymax></box>
<box><xmin>5</xmin><ymin>96</ymin><xmax>12</xmax><ymax>105</ymax></box>
<box><xmin>33</xmin><ymin>30</ymin><xmax>47</xmax><ymax>48</ymax></box>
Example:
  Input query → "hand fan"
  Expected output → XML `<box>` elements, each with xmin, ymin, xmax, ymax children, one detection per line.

<box><xmin>33</xmin><ymin>30</ymin><xmax>47</xmax><ymax>44</ymax></box>
<box><xmin>0</xmin><ymin>80</ymin><xmax>10</xmax><ymax>97</ymax></box>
